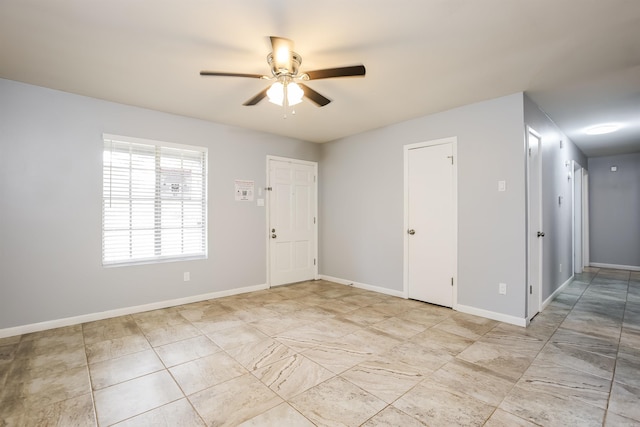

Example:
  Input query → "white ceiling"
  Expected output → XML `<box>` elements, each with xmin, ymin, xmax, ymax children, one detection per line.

<box><xmin>1</xmin><ymin>0</ymin><xmax>639</xmax><ymax>157</ymax></box>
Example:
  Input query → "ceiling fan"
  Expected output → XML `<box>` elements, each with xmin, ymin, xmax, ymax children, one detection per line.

<box><xmin>200</xmin><ymin>36</ymin><xmax>366</xmax><ymax>109</ymax></box>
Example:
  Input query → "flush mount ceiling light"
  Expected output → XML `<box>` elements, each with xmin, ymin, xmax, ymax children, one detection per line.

<box><xmin>583</xmin><ymin>123</ymin><xmax>623</xmax><ymax>135</ymax></box>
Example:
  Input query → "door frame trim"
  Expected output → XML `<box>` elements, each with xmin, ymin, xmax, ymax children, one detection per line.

<box><xmin>525</xmin><ymin>126</ymin><xmax>543</xmax><ymax>321</ymax></box>
<box><xmin>265</xmin><ymin>155</ymin><xmax>319</xmax><ymax>288</ymax></box>
<box><xmin>402</xmin><ymin>137</ymin><xmax>458</xmax><ymax>307</ymax></box>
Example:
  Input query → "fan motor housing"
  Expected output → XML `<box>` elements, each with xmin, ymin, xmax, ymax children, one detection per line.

<box><xmin>267</xmin><ymin>51</ymin><xmax>302</xmax><ymax>77</ymax></box>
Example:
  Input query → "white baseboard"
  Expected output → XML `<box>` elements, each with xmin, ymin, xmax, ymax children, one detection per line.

<box><xmin>455</xmin><ymin>304</ymin><xmax>527</xmax><ymax>327</ymax></box>
<box><xmin>321</xmin><ymin>275</ymin><xmax>526</xmax><ymax>327</ymax></box>
<box><xmin>541</xmin><ymin>275</ymin><xmax>575</xmax><ymax>310</ymax></box>
<box><xmin>319</xmin><ymin>275</ymin><xmax>405</xmax><ymax>298</ymax></box>
<box><xmin>590</xmin><ymin>262</ymin><xmax>640</xmax><ymax>272</ymax></box>
<box><xmin>0</xmin><ymin>283</ymin><xmax>268</xmax><ymax>339</ymax></box>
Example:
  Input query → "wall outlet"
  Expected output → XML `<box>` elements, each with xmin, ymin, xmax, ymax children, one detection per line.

<box><xmin>499</xmin><ymin>283</ymin><xmax>507</xmax><ymax>295</ymax></box>
<box><xmin>183</xmin><ymin>272</ymin><xmax>190</xmax><ymax>282</ymax></box>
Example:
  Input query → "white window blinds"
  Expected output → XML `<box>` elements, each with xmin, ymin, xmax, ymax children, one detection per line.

<box><xmin>102</xmin><ymin>134</ymin><xmax>207</xmax><ymax>266</ymax></box>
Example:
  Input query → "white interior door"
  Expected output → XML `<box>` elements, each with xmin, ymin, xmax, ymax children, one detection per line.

<box><xmin>268</xmin><ymin>157</ymin><xmax>317</xmax><ymax>286</ymax></box>
<box><xmin>573</xmin><ymin>161</ymin><xmax>583</xmax><ymax>274</ymax></box>
<box><xmin>405</xmin><ymin>138</ymin><xmax>457</xmax><ymax>307</ymax></box>
<box><xmin>582</xmin><ymin>170</ymin><xmax>590</xmax><ymax>268</ymax></box>
<box><xmin>527</xmin><ymin>127</ymin><xmax>542</xmax><ymax>319</ymax></box>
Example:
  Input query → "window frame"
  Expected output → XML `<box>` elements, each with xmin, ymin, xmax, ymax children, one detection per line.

<box><xmin>102</xmin><ymin>133</ymin><xmax>208</xmax><ymax>267</ymax></box>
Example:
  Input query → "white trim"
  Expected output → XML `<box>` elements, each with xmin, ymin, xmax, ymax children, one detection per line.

<box><xmin>0</xmin><ymin>284</ymin><xmax>267</xmax><ymax>339</ymax></box>
<box><xmin>455</xmin><ymin>304</ymin><xmax>527</xmax><ymax>327</ymax></box>
<box><xmin>541</xmin><ymin>275</ymin><xmax>575</xmax><ymax>310</ymax></box>
<box><xmin>319</xmin><ymin>275</ymin><xmax>405</xmax><ymax>298</ymax></box>
<box><xmin>266</xmin><ymin>156</ymin><xmax>319</xmax><ymax>288</ymax></box>
<box><xmin>403</xmin><ymin>136</ymin><xmax>458</xmax><ymax>306</ymax></box>
<box><xmin>103</xmin><ymin>133</ymin><xmax>207</xmax><ymax>153</ymax></box>
<box><xmin>590</xmin><ymin>262</ymin><xmax>640</xmax><ymax>272</ymax></box>
<box><xmin>526</xmin><ymin>126</ymin><xmax>543</xmax><ymax>320</ymax></box>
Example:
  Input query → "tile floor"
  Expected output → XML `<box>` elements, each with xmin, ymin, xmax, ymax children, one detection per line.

<box><xmin>0</xmin><ymin>267</ymin><xmax>638</xmax><ymax>426</ymax></box>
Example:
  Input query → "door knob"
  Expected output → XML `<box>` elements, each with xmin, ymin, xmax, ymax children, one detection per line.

<box><xmin>537</xmin><ymin>231</ymin><xmax>545</xmax><ymax>237</ymax></box>
<box><xmin>272</xmin><ymin>233</ymin><xmax>277</xmax><ymax>239</ymax></box>
<box><xmin>407</xmin><ymin>229</ymin><xmax>416</xmax><ymax>235</ymax></box>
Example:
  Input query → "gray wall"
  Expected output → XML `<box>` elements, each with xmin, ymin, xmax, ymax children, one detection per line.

<box><xmin>320</xmin><ymin>93</ymin><xmax>528</xmax><ymax>319</ymax></box>
<box><xmin>523</xmin><ymin>95</ymin><xmax>587</xmax><ymax>300</ymax></box>
<box><xmin>588</xmin><ymin>153</ymin><xmax>640</xmax><ymax>268</ymax></box>
<box><xmin>0</xmin><ymin>79</ymin><xmax>319</xmax><ymax>329</ymax></box>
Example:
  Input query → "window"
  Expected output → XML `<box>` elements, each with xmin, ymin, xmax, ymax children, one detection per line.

<box><xmin>102</xmin><ymin>134</ymin><xmax>207</xmax><ymax>266</ymax></box>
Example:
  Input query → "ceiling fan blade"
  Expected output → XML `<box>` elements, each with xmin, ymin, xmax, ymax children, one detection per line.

<box><xmin>200</xmin><ymin>71</ymin><xmax>265</xmax><ymax>78</ymax></box>
<box><xmin>305</xmin><ymin>65</ymin><xmax>366</xmax><ymax>80</ymax></box>
<box><xmin>270</xmin><ymin>36</ymin><xmax>294</xmax><ymax>71</ymax></box>
<box><xmin>299</xmin><ymin>83</ymin><xmax>331</xmax><ymax>107</ymax></box>
<box><xmin>243</xmin><ymin>87</ymin><xmax>269</xmax><ymax>106</ymax></box>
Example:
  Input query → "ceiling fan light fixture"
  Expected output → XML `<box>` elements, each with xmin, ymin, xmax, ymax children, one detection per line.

<box><xmin>267</xmin><ymin>81</ymin><xmax>303</xmax><ymax>106</ymax></box>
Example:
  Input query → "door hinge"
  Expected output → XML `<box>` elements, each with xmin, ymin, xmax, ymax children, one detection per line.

<box><xmin>314</xmin><ymin>175</ymin><xmax>316</xmax><ymax>183</ymax></box>
<box><xmin>528</xmin><ymin>147</ymin><xmax>532</xmax><ymax>156</ymax></box>
<box><xmin>451</xmin><ymin>277</ymin><xmax>454</xmax><ymax>286</ymax></box>
<box><xmin>529</xmin><ymin>285</ymin><xmax>533</xmax><ymax>294</ymax></box>
<box><xmin>314</xmin><ymin>217</ymin><xmax>316</xmax><ymax>224</ymax></box>
<box><xmin>314</xmin><ymin>258</ymin><xmax>316</xmax><ymax>266</ymax></box>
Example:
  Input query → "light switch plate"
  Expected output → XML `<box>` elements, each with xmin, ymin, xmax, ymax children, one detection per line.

<box><xmin>498</xmin><ymin>180</ymin><xmax>506</xmax><ymax>192</ymax></box>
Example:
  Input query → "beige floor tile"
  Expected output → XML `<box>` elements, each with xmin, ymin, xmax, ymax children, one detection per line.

<box><xmin>189</xmin><ymin>373</ymin><xmax>282</xmax><ymax>426</ymax></box>
<box><xmin>1</xmin><ymin>364</ymin><xmax>92</xmax><ymax>422</ymax></box>
<box><xmin>380</xmin><ymin>340</ymin><xmax>452</xmax><ymax>375</ymax></box>
<box><xmin>340</xmin><ymin>306</ymin><xmax>392</xmax><ymax>326</ymax></box>
<box><xmin>253</xmin><ymin>354</ymin><xmax>334</xmax><ymax>399</ymax></box>
<box><xmin>457</xmin><ymin>340</ymin><xmax>537</xmax><ymax>381</ymax></box>
<box><xmin>85</xmin><ymin>334</ymin><xmax>151</xmax><ymax>364</ymax></box>
<box><xmin>341</xmin><ymin>358</ymin><xmax>423</xmax><ymax>403</ymax></box>
<box><xmin>169</xmin><ymin>352</ymin><xmax>247</xmax><ymax>395</ymax></box>
<box><xmin>303</xmin><ymin>340</ymin><xmax>374</xmax><ymax>374</ymax></box>
<box><xmin>289</xmin><ymin>376</ymin><xmax>386</xmax><ymax>427</ymax></box>
<box><xmin>207</xmin><ymin>324</ymin><xmax>268</xmax><ymax>350</ymax></box>
<box><xmin>430</xmin><ymin>358</ymin><xmax>516</xmax><ymax>406</ymax></box>
<box><xmin>608</xmin><ymin>381</ymin><xmax>640</xmax><ymax>422</ymax></box>
<box><xmin>250</xmin><ymin>313</ymin><xmax>310</xmax><ymax>336</ymax></box>
<box><xmin>361</xmin><ymin>406</ymin><xmax>425</xmax><ymax>427</ymax></box>
<box><xmin>484</xmin><ymin>408</ymin><xmax>539</xmax><ymax>426</ymax></box>
<box><xmin>518</xmin><ymin>359</ymin><xmax>611</xmax><ymax>409</ymax></box>
<box><xmin>191</xmin><ymin>312</ymin><xmax>245</xmax><ymax>334</ymax></box>
<box><xmin>368</xmin><ymin>316</ymin><xmax>426</xmax><ymax>339</ymax></box>
<box><xmin>8</xmin><ymin>393</ymin><xmax>96</xmax><ymax>427</ymax></box>
<box><xmin>536</xmin><ymin>338</ymin><xmax>616</xmax><ymax>380</ymax></box>
<box><xmin>89</xmin><ymin>349</ymin><xmax>164</xmax><ymax>390</ymax></box>
<box><xmin>499</xmin><ymin>383</ymin><xmax>605</xmax><ymax>426</ymax></box>
<box><xmin>432</xmin><ymin>313</ymin><xmax>498</xmax><ymax>340</ymax></box>
<box><xmin>604</xmin><ymin>411</ymin><xmax>640</xmax><ymax>426</ymax></box>
<box><xmin>82</xmin><ymin>316</ymin><xmax>142</xmax><ymax>345</ymax></box>
<box><xmin>409</xmin><ymin>327</ymin><xmax>475</xmax><ymax>355</ymax></box>
<box><xmin>93</xmin><ymin>370</ymin><xmax>183</xmax><ymax>426</ymax></box>
<box><xmin>393</xmin><ymin>380</ymin><xmax>495</xmax><ymax>426</ymax></box>
<box><xmin>238</xmin><ymin>402</ymin><xmax>314</xmax><ymax>427</ymax></box>
<box><xmin>227</xmin><ymin>338</ymin><xmax>297</xmax><ymax>371</ymax></box>
<box><xmin>114</xmin><ymin>398</ymin><xmax>205</xmax><ymax>426</ymax></box>
<box><xmin>140</xmin><ymin>322</ymin><xmax>202</xmax><ymax>347</ymax></box>
<box><xmin>153</xmin><ymin>335</ymin><xmax>221</xmax><ymax>367</ymax></box>
<box><xmin>614</xmin><ymin>346</ymin><xmax>640</xmax><ymax>388</ymax></box>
